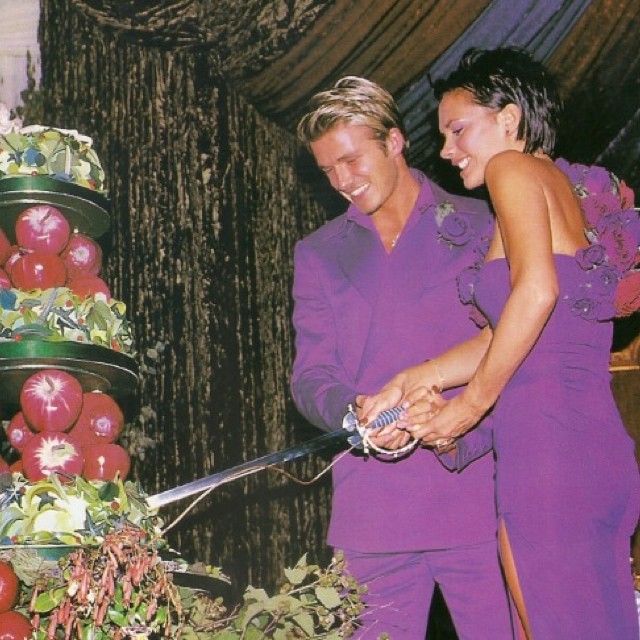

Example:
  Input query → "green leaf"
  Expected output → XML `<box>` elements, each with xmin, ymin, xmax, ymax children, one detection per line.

<box><xmin>178</xmin><ymin>586</ymin><xmax>196</xmax><ymax>609</ymax></box>
<box><xmin>314</xmin><ymin>586</ymin><xmax>342</xmax><ymax>610</ymax></box>
<box><xmin>239</xmin><ymin>601</ymin><xmax>269</xmax><ymax>630</ymax></box>
<box><xmin>34</xmin><ymin>587</ymin><xmax>67</xmax><ymax>612</ymax></box>
<box><xmin>244</xmin><ymin>627</ymin><xmax>265</xmax><ymax>640</ymax></box>
<box><xmin>94</xmin><ymin>300</ymin><xmax>113</xmax><ymax>323</ymax></box>
<box><xmin>155</xmin><ymin>605</ymin><xmax>169</xmax><ymax>624</ymax></box>
<box><xmin>87</xmin><ymin>306</ymin><xmax>108</xmax><ymax>330</ymax></box>
<box><xmin>273</xmin><ymin>627</ymin><xmax>291</xmax><ymax>640</ymax></box>
<box><xmin>272</xmin><ymin>594</ymin><xmax>303</xmax><ymax>614</ymax></box>
<box><xmin>3</xmin><ymin>132</ymin><xmax>27</xmax><ymax>151</ymax></box>
<box><xmin>243</xmin><ymin>587</ymin><xmax>269</xmax><ymax>604</ymax></box>
<box><xmin>108</xmin><ymin>609</ymin><xmax>128</xmax><ymax>626</ymax></box>
<box><xmin>0</xmin><ymin>504</ymin><xmax>25</xmax><ymax>537</ymax></box>
<box><xmin>210</xmin><ymin>632</ymin><xmax>240</xmax><ymax>640</ymax></box>
<box><xmin>98</xmin><ymin>481</ymin><xmax>119</xmax><ymax>502</ymax></box>
<box><xmin>113</xmin><ymin>584</ymin><xmax>124</xmax><ymax>607</ymax></box>
<box><xmin>283</xmin><ymin>567</ymin><xmax>307</xmax><ymax>586</ymax></box>
<box><xmin>57</xmin><ymin>533</ymin><xmax>81</xmax><ymax>545</ymax></box>
<box><xmin>293</xmin><ymin>611</ymin><xmax>315</xmax><ymax>636</ymax></box>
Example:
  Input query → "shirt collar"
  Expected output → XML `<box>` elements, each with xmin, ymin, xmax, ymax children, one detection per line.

<box><xmin>344</xmin><ymin>168</ymin><xmax>437</xmax><ymax>229</ymax></box>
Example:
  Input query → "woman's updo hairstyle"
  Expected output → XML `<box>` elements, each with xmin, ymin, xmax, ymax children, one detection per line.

<box><xmin>433</xmin><ymin>47</ymin><xmax>562</xmax><ymax>155</ymax></box>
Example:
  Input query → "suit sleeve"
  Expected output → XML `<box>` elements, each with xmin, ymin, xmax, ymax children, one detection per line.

<box><xmin>436</xmin><ymin>417</ymin><xmax>494</xmax><ymax>472</ymax></box>
<box><xmin>290</xmin><ymin>241</ymin><xmax>357</xmax><ymax>432</ymax></box>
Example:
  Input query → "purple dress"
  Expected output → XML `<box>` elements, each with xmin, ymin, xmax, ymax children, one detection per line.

<box><xmin>471</xmin><ymin>254</ymin><xmax>640</xmax><ymax>638</ymax></box>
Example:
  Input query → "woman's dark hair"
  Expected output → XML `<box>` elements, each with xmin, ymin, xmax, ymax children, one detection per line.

<box><xmin>433</xmin><ymin>47</ymin><xmax>562</xmax><ymax>154</ymax></box>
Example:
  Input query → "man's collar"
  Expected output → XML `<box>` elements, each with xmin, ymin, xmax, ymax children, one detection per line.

<box><xmin>345</xmin><ymin>168</ymin><xmax>437</xmax><ymax>226</ymax></box>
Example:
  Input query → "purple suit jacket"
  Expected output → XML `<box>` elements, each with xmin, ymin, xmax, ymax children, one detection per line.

<box><xmin>291</xmin><ymin>171</ymin><xmax>498</xmax><ymax>551</ymax></box>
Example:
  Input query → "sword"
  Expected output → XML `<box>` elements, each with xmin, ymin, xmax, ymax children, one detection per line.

<box><xmin>146</xmin><ymin>405</ymin><xmax>404</xmax><ymax>510</ymax></box>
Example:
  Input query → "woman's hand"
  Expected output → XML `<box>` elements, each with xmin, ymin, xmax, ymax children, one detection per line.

<box><xmin>404</xmin><ymin>390</ymin><xmax>485</xmax><ymax>446</ymax></box>
<box><xmin>396</xmin><ymin>386</ymin><xmax>446</xmax><ymax>427</ymax></box>
<box><xmin>357</xmin><ymin>381</ymin><xmax>404</xmax><ymax>425</ymax></box>
<box><xmin>365</xmin><ymin>425</ymin><xmax>414</xmax><ymax>451</ymax></box>
<box><xmin>358</xmin><ymin>361</ymin><xmax>445</xmax><ymax>422</ymax></box>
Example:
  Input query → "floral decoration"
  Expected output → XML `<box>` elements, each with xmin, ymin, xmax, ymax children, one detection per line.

<box><xmin>0</xmin><ymin>286</ymin><xmax>134</xmax><ymax>354</ymax></box>
<box><xmin>0</xmin><ymin>474</ymin><xmax>366</xmax><ymax>639</ymax></box>
<box><xmin>454</xmin><ymin>158</ymin><xmax>640</xmax><ymax>324</ymax></box>
<box><xmin>0</xmin><ymin>474</ymin><xmax>158</xmax><ymax>549</ymax></box>
<box><xmin>555</xmin><ymin>158</ymin><xmax>640</xmax><ymax>320</ymax></box>
<box><xmin>447</xmin><ymin>210</ymin><xmax>492</xmax><ymax>327</ymax></box>
<box><xmin>0</xmin><ymin>127</ymin><xmax>106</xmax><ymax>193</ymax></box>
<box><xmin>435</xmin><ymin>200</ymin><xmax>491</xmax><ymax>248</ymax></box>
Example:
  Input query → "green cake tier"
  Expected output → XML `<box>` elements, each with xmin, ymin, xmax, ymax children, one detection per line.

<box><xmin>0</xmin><ymin>175</ymin><xmax>110</xmax><ymax>240</ymax></box>
<box><xmin>0</xmin><ymin>340</ymin><xmax>138</xmax><ymax>420</ymax></box>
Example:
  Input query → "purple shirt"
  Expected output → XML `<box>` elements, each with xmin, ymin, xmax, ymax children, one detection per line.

<box><xmin>291</xmin><ymin>171</ymin><xmax>498</xmax><ymax>551</ymax></box>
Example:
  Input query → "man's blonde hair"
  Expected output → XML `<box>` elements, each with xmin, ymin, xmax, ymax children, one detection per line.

<box><xmin>297</xmin><ymin>76</ymin><xmax>407</xmax><ymax>149</ymax></box>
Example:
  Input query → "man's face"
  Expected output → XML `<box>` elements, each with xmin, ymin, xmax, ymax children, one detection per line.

<box><xmin>310</xmin><ymin>123</ymin><xmax>401</xmax><ymax>215</ymax></box>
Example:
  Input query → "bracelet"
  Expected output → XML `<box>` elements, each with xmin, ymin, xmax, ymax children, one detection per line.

<box><xmin>431</xmin><ymin>359</ymin><xmax>445</xmax><ymax>393</ymax></box>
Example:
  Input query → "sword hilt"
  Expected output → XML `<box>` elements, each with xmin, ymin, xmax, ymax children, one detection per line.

<box><xmin>342</xmin><ymin>403</ymin><xmax>415</xmax><ymax>457</ymax></box>
<box><xmin>342</xmin><ymin>404</ymin><xmax>404</xmax><ymax>433</ymax></box>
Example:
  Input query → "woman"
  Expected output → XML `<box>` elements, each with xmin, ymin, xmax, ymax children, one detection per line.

<box><xmin>361</xmin><ymin>48</ymin><xmax>640</xmax><ymax>639</ymax></box>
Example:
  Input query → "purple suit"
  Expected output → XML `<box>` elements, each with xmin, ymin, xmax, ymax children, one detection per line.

<box><xmin>292</xmin><ymin>171</ymin><xmax>513</xmax><ymax>638</ymax></box>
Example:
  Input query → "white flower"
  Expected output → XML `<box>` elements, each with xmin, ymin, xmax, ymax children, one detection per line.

<box><xmin>31</xmin><ymin>494</ymin><xmax>88</xmax><ymax>533</ymax></box>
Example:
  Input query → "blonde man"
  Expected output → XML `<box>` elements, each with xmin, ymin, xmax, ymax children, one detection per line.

<box><xmin>291</xmin><ymin>77</ymin><xmax>513</xmax><ymax>639</ymax></box>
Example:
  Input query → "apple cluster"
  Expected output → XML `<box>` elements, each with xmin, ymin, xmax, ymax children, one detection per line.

<box><xmin>0</xmin><ymin>204</ymin><xmax>110</xmax><ymax>298</ymax></box>
<box><xmin>1</xmin><ymin>368</ymin><xmax>131</xmax><ymax>483</ymax></box>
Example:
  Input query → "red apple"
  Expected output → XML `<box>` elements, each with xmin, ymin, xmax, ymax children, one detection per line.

<box><xmin>82</xmin><ymin>443</ymin><xmax>130</xmax><ymax>481</ymax></box>
<box><xmin>0</xmin><ymin>228</ymin><xmax>10</xmax><ymax>265</ymax></box>
<box><xmin>69</xmin><ymin>392</ymin><xmax>124</xmax><ymax>445</ymax></box>
<box><xmin>0</xmin><ymin>456</ymin><xmax>9</xmax><ymax>474</ymax></box>
<box><xmin>3</xmin><ymin>246</ymin><xmax>24</xmax><ymax>277</ymax></box>
<box><xmin>22</xmin><ymin>432</ymin><xmax>84</xmax><ymax>481</ymax></box>
<box><xmin>67</xmin><ymin>275</ymin><xmax>111</xmax><ymax>300</ymax></box>
<box><xmin>20</xmin><ymin>369</ymin><xmax>83</xmax><ymax>432</ymax></box>
<box><xmin>6</xmin><ymin>412</ymin><xmax>34</xmax><ymax>452</ymax></box>
<box><xmin>0</xmin><ymin>268</ymin><xmax>10</xmax><ymax>289</ymax></box>
<box><xmin>0</xmin><ymin>610</ymin><xmax>32</xmax><ymax>639</ymax></box>
<box><xmin>10</xmin><ymin>251</ymin><xmax>66</xmax><ymax>290</ymax></box>
<box><xmin>15</xmin><ymin>204</ymin><xmax>70</xmax><ymax>254</ymax></box>
<box><xmin>0</xmin><ymin>560</ymin><xmax>19</xmax><ymax>613</ymax></box>
<box><xmin>61</xmin><ymin>232</ymin><xmax>102</xmax><ymax>278</ymax></box>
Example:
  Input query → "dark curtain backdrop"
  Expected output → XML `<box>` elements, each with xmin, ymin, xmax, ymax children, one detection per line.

<box><xmin>38</xmin><ymin>0</ymin><xmax>338</xmax><ymax>593</ymax></box>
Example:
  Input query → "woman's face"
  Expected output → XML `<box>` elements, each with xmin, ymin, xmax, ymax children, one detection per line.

<box><xmin>438</xmin><ymin>88</ymin><xmax>515</xmax><ymax>190</ymax></box>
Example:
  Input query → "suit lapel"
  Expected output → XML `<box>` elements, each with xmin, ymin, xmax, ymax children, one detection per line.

<box><xmin>334</xmin><ymin>220</ymin><xmax>384</xmax><ymax>307</ymax></box>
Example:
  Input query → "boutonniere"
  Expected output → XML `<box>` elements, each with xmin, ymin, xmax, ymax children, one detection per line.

<box><xmin>435</xmin><ymin>201</ymin><xmax>478</xmax><ymax>247</ymax></box>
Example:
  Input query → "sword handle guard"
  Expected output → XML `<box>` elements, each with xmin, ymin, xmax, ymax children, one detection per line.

<box><xmin>341</xmin><ymin>403</ymin><xmax>416</xmax><ymax>458</ymax></box>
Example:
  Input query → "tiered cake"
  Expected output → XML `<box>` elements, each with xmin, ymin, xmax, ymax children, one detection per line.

<box><xmin>0</xmin><ymin>110</ymin><xmax>138</xmax><ymax>418</ymax></box>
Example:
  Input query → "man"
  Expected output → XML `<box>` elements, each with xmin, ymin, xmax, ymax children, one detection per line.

<box><xmin>291</xmin><ymin>76</ymin><xmax>512</xmax><ymax>639</ymax></box>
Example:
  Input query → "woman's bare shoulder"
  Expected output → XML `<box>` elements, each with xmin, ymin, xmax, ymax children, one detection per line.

<box><xmin>485</xmin><ymin>152</ymin><xmax>547</xmax><ymax>198</ymax></box>
<box><xmin>486</xmin><ymin>150</ymin><xmax>542</xmax><ymax>178</ymax></box>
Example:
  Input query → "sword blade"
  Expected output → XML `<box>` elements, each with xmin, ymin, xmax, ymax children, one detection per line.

<box><xmin>146</xmin><ymin>429</ymin><xmax>351</xmax><ymax>509</ymax></box>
